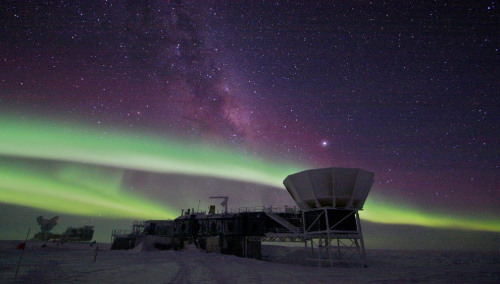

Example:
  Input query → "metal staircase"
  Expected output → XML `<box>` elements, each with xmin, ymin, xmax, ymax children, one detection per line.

<box><xmin>264</xmin><ymin>211</ymin><xmax>301</xmax><ymax>234</ymax></box>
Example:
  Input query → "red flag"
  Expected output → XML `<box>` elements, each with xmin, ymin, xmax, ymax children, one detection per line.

<box><xmin>16</xmin><ymin>243</ymin><xmax>26</xmax><ymax>250</ymax></box>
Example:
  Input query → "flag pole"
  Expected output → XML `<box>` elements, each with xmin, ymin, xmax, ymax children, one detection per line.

<box><xmin>15</xmin><ymin>228</ymin><xmax>31</xmax><ymax>277</ymax></box>
<box><xmin>93</xmin><ymin>246</ymin><xmax>99</xmax><ymax>262</ymax></box>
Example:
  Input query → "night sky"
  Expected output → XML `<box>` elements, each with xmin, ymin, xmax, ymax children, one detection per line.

<box><xmin>1</xmin><ymin>1</ymin><xmax>498</xmax><ymax>248</ymax></box>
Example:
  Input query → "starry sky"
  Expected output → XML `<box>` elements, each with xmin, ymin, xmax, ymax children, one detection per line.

<box><xmin>0</xmin><ymin>1</ymin><xmax>498</xmax><ymax>249</ymax></box>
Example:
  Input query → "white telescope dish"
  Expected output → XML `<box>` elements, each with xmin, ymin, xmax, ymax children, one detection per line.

<box><xmin>283</xmin><ymin>167</ymin><xmax>374</xmax><ymax>210</ymax></box>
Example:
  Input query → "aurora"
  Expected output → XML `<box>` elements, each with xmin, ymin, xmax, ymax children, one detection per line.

<box><xmin>0</xmin><ymin>161</ymin><xmax>174</xmax><ymax>219</ymax></box>
<box><xmin>362</xmin><ymin>194</ymin><xmax>500</xmax><ymax>233</ymax></box>
<box><xmin>0</xmin><ymin>118</ymin><xmax>303</xmax><ymax>188</ymax></box>
<box><xmin>0</xmin><ymin>118</ymin><xmax>499</xmax><ymax>233</ymax></box>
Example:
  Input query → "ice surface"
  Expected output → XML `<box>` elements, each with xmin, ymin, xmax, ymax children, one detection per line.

<box><xmin>0</xmin><ymin>241</ymin><xmax>498</xmax><ymax>283</ymax></box>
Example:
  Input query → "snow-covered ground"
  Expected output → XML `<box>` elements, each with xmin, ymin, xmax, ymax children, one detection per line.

<box><xmin>0</xmin><ymin>241</ymin><xmax>498</xmax><ymax>283</ymax></box>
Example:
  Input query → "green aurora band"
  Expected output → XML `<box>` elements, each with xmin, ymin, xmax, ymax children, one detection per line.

<box><xmin>0</xmin><ymin>162</ymin><xmax>173</xmax><ymax>219</ymax></box>
<box><xmin>0</xmin><ymin>118</ymin><xmax>499</xmax><ymax>232</ymax></box>
<box><xmin>0</xmin><ymin>118</ymin><xmax>301</xmax><ymax>188</ymax></box>
<box><xmin>363</xmin><ymin>195</ymin><xmax>499</xmax><ymax>232</ymax></box>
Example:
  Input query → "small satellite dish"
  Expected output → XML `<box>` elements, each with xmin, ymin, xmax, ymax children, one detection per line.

<box><xmin>37</xmin><ymin>216</ymin><xmax>59</xmax><ymax>233</ymax></box>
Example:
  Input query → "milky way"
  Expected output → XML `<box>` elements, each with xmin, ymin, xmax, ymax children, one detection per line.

<box><xmin>0</xmin><ymin>1</ymin><xmax>498</xmax><ymax>244</ymax></box>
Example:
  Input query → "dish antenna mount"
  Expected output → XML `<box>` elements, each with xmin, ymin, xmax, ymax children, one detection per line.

<box><xmin>209</xmin><ymin>196</ymin><xmax>229</xmax><ymax>214</ymax></box>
